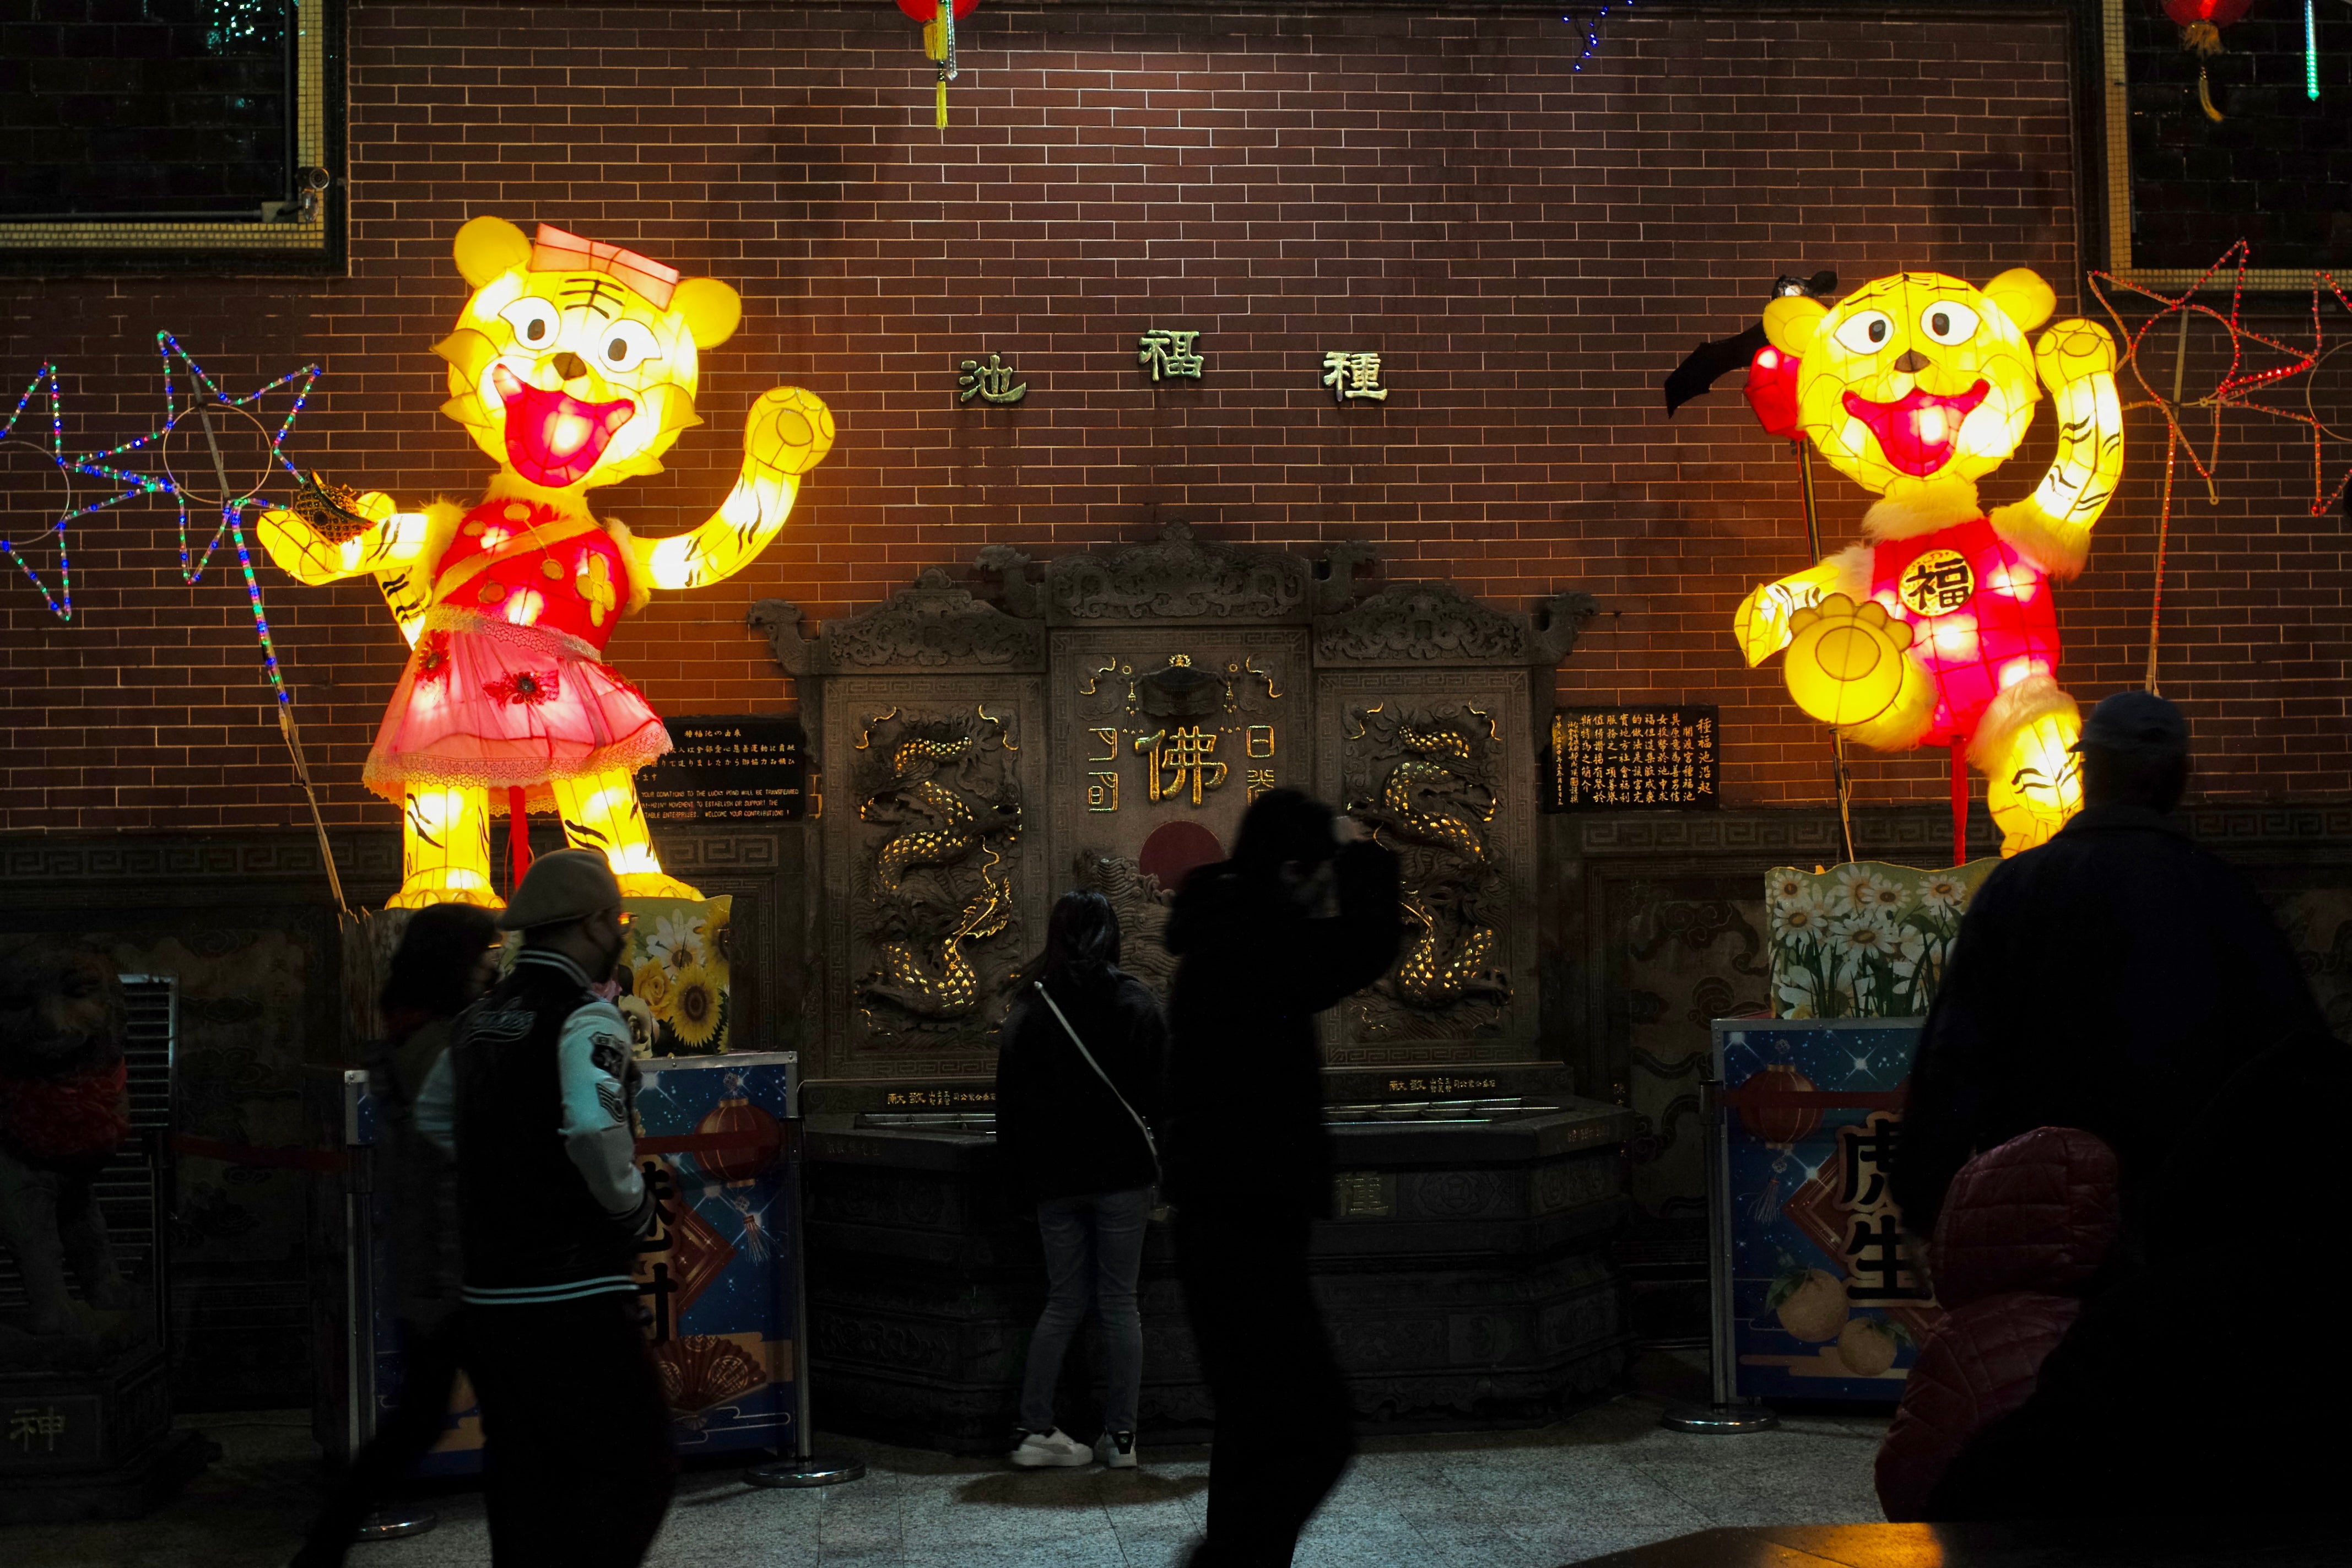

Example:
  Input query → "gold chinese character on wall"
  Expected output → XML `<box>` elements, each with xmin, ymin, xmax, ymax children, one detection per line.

<box><xmin>956</xmin><ymin>352</ymin><xmax>1029</xmax><ymax>405</ymax></box>
<box><xmin>1135</xmin><ymin>724</ymin><xmax>1226</xmax><ymax>805</ymax></box>
<box><xmin>1138</xmin><ymin>328</ymin><xmax>1204</xmax><ymax>382</ymax></box>
<box><xmin>1086</xmin><ymin>771</ymin><xmax>1120</xmax><ymax>813</ymax></box>
<box><xmin>1320</xmin><ymin>350</ymin><xmax>1388</xmax><ymax>403</ymax></box>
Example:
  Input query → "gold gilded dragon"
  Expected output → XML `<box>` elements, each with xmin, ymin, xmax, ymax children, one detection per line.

<box><xmin>1362</xmin><ymin>718</ymin><xmax>1509</xmax><ymax>1009</ymax></box>
<box><xmin>860</xmin><ymin>732</ymin><xmax>1020</xmax><ymax>1019</ymax></box>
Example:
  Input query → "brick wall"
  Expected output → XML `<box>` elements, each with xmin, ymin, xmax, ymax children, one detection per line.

<box><xmin>3</xmin><ymin>1</ymin><xmax>2344</xmax><ymax>834</ymax></box>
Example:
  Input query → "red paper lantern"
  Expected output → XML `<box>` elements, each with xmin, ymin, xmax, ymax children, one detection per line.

<box><xmin>896</xmin><ymin>0</ymin><xmax>977</xmax><ymax>20</ymax></box>
<box><xmin>1736</xmin><ymin>1063</ymin><xmax>1820</xmax><ymax>1149</ymax></box>
<box><xmin>2161</xmin><ymin>0</ymin><xmax>2251</xmax><ymax>29</ymax></box>
<box><xmin>695</xmin><ymin>1094</ymin><xmax>780</xmax><ymax>1188</ymax></box>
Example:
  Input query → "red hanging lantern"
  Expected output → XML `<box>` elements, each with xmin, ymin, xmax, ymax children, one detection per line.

<box><xmin>1735</xmin><ymin>1062</ymin><xmax>1821</xmax><ymax>1150</ymax></box>
<box><xmin>695</xmin><ymin>1091</ymin><xmax>781</xmax><ymax>1188</ymax></box>
<box><xmin>897</xmin><ymin>0</ymin><xmax>982</xmax><ymax>129</ymax></box>
<box><xmin>2160</xmin><ymin>0</ymin><xmax>2254</xmax><ymax>120</ymax></box>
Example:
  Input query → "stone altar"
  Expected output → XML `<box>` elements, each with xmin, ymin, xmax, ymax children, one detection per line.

<box><xmin>751</xmin><ymin>526</ymin><xmax>1627</xmax><ymax>1451</ymax></box>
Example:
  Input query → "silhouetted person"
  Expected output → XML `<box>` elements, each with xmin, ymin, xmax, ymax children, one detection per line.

<box><xmin>1164</xmin><ymin>790</ymin><xmax>1401</xmax><ymax>1567</ymax></box>
<box><xmin>1894</xmin><ymin>690</ymin><xmax>2326</xmax><ymax>1242</ymax></box>
<box><xmin>295</xmin><ymin>903</ymin><xmax>501</xmax><ymax>1567</ymax></box>
<box><xmin>1893</xmin><ymin>691</ymin><xmax>2343</xmax><ymax>1520</ymax></box>
<box><xmin>995</xmin><ymin>889</ymin><xmax>1167</xmax><ymax>1470</ymax></box>
<box><xmin>413</xmin><ymin>852</ymin><xmax>672</xmax><ymax>1567</ymax></box>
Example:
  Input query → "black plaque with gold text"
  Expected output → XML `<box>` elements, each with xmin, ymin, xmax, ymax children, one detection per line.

<box><xmin>636</xmin><ymin>716</ymin><xmax>807</xmax><ymax>823</ymax></box>
<box><xmin>1547</xmin><ymin>706</ymin><xmax>1718</xmax><ymax>811</ymax></box>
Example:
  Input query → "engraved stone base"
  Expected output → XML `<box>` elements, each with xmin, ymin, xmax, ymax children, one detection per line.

<box><xmin>805</xmin><ymin>1096</ymin><xmax>1637</xmax><ymax>1454</ymax></box>
<box><xmin>0</xmin><ymin>1346</ymin><xmax>207</xmax><ymax>1522</ymax></box>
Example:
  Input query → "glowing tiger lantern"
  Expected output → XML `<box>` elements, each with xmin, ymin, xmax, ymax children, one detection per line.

<box><xmin>257</xmin><ymin>218</ymin><xmax>835</xmax><ymax>909</ymax></box>
<box><xmin>1731</xmin><ymin>269</ymin><xmax>2124</xmax><ymax>856</ymax></box>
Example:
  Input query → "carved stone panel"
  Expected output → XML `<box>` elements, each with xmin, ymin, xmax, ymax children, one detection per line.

<box><xmin>1047</xmin><ymin>628</ymin><xmax>1312</xmax><ymax>1002</ymax></box>
<box><xmin>1040</xmin><ymin>522</ymin><xmax>1314</xmax><ymax>627</ymax></box>
<box><xmin>817</xmin><ymin>678</ymin><xmax>1047</xmax><ymax>1079</ymax></box>
<box><xmin>1313</xmin><ymin>581</ymin><xmax>1597</xmax><ymax>668</ymax></box>
<box><xmin>1316</xmin><ymin>668</ymin><xmax>1539</xmax><ymax>1065</ymax></box>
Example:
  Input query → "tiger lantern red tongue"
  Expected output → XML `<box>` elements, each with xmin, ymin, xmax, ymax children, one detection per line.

<box><xmin>1841</xmin><ymin>380</ymin><xmax>1991</xmax><ymax>479</ymax></box>
<box><xmin>491</xmin><ymin>364</ymin><xmax>636</xmax><ymax>486</ymax></box>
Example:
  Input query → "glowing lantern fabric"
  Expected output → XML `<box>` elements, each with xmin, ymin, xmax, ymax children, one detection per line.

<box><xmin>257</xmin><ymin>217</ymin><xmax>835</xmax><ymax>910</ymax></box>
<box><xmin>1731</xmin><ymin>268</ymin><xmax>2124</xmax><ymax>856</ymax></box>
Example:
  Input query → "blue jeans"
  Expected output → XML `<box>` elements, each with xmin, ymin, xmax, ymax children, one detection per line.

<box><xmin>1019</xmin><ymin>1188</ymin><xmax>1151</xmax><ymax>1436</ymax></box>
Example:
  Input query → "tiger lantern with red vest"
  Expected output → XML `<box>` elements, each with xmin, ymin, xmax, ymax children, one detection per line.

<box><xmin>258</xmin><ymin>217</ymin><xmax>835</xmax><ymax>909</ymax></box>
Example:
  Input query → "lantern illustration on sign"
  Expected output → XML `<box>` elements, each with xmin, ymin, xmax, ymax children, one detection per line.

<box><xmin>1730</xmin><ymin>268</ymin><xmax>2123</xmax><ymax>857</ymax></box>
<box><xmin>900</xmin><ymin>0</ymin><xmax>981</xmax><ymax>129</ymax></box>
<box><xmin>2162</xmin><ymin>0</ymin><xmax>2254</xmax><ymax>120</ymax></box>
<box><xmin>1738</xmin><ymin>1061</ymin><xmax>1820</xmax><ymax>1220</ymax></box>
<box><xmin>253</xmin><ymin>218</ymin><xmax>835</xmax><ymax>909</ymax></box>
<box><xmin>692</xmin><ymin>1073</ymin><xmax>780</xmax><ymax>1261</ymax></box>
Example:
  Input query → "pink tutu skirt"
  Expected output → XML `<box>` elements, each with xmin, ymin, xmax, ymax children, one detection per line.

<box><xmin>362</xmin><ymin>609</ymin><xmax>671</xmax><ymax>808</ymax></box>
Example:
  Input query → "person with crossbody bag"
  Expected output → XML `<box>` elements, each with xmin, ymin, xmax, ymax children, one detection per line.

<box><xmin>993</xmin><ymin>890</ymin><xmax>1169</xmax><ymax>1470</ymax></box>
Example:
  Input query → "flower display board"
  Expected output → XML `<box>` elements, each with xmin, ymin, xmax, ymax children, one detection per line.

<box><xmin>1765</xmin><ymin>860</ymin><xmax>1999</xmax><ymax>1019</ymax></box>
<box><xmin>615</xmin><ymin>896</ymin><xmax>733</xmax><ymax>1057</ymax></box>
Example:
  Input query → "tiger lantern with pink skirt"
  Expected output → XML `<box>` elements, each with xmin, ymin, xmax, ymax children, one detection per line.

<box><xmin>258</xmin><ymin>217</ymin><xmax>835</xmax><ymax>909</ymax></box>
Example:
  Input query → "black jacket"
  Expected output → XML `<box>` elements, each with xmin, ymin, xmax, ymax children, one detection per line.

<box><xmin>994</xmin><ymin>967</ymin><xmax>1167</xmax><ymax>1207</ymax></box>
<box><xmin>1162</xmin><ymin>841</ymin><xmax>1402</xmax><ymax>1220</ymax></box>
<box><xmin>1893</xmin><ymin>803</ymin><xmax>2326</xmax><ymax>1238</ymax></box>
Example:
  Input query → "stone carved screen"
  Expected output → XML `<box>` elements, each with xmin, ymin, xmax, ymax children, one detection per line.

<box><xmin>1317</xmin><ymin>669</ymin><xmax>1539</xmax><ymax>1065</ymax></box>
<box><xmin>1047</xmin><ymin>628</ymin><xmax>1312</xmax><ymax>998</ymax></box>
<box><xmin>817</xmin><ymin>678</ymin><xmax>1047</xmax><ymax>1078</ymax></box>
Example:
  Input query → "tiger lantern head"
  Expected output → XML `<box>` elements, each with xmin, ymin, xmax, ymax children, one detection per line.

<box><xmin>1761</xmin><ymin>269</ymin><xmax>2058</xmax><ymax>502</ymax></box>
<box><xmin>432</xmin><ymin>216</ymin><xmax>744</xmax><ymax>491</ymax></box>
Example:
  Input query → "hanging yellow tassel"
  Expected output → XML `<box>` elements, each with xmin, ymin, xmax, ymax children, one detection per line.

<box><xmin>923</xmin><ymin>1</ymin><xmax>955</xmax><ymax>129</ymax></box>
<box><xmin>936</xmin><ymin>75</ymin><xmax>949</xmax><ymax>129</ymax></box>
<box><xmin>2198</xmin><ymin>64</ymin><xmax>2225</xmax><ymax>121</ymax></box>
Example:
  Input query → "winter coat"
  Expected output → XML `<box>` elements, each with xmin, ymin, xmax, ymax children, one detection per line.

<box><xmin>1913</xmin><ymin>1026</ymin><xmax>2350</xmax><ymax>1520</ymax></box>
<box><xmin>1875</xmin><ymin>1126</ymin><xmax>2121</xmax><ymax>1522</ymax></box>
<box><xmin>1162</xmin><ymin>841</ymin><xmax>1402</xmax><ymax>1221</ymax></box>
<box><xmin>1894</xmin><ymin>803</ymin><xmax>2324</xmax><ymax>1240</ymax></box>
<box><xmin>994</xmin><ymin>966</ymin><xmax>1167</xmax><ymax>1207</ymax></box>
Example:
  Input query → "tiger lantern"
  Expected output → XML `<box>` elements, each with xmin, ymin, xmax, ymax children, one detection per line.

<box><xmin>258</xmin><ymin>218</ymin><xmax>835</xmax><ymax>909</ymax></box>
<box><xmin>1731</xmin><ymin>268</ymin><xmax>2124</xmax><ymax>856</ymax></box>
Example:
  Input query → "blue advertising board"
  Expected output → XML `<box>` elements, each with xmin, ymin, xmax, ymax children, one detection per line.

<box><xmin>1710</xmin><ymin>1018</ymin><xmax>1941</xmax><ymax>1402</ymax></box>
<box><xmin>342</xmin><ymin>1052</ymin><xmax>803</xmax><ymax>1475</ymax></box>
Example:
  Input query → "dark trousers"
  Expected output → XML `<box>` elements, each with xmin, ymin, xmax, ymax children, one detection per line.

<box><xmin>464</xmin><ymin>1294</ymin><xmax>677</xmax><ymax>1568</ymax></box>
<box><xmin>1176</xmin><ymin>1210</ymin><xmax>1354</xmax><ymax>1568</ymax></box>
<box><xmin>296</xmin><ymin>1315</ymin><xmax>464</xmax><ymax>1565</ymax></box>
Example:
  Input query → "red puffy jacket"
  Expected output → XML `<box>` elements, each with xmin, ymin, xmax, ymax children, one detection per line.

<box><xmin>1874</xmin><ymin>1126</ymin><xmax>2121</xmax><ymax>1522</ymax></box>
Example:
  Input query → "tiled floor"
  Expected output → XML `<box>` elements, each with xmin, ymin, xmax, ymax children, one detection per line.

<box><xmin>10</xmin><ymin>1361</ymin><xmax>1894</xmax><ymax>1568</ymax></box>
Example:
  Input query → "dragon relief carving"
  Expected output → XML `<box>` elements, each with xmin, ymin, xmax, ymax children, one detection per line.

<box><xmin>853</xmin><ymin>712</ymin><xmax>1024</xmax><ymax>1031</ymax></box>
<box><xmin>1043</xmin><ymin>522</ymin><xmax>1312</xmax><ymax>624</ymax></box>
<box><xmin>1346</xmin><ymin>705</ymin><xmax>1512</xmax><ymax>1028</ymax></box>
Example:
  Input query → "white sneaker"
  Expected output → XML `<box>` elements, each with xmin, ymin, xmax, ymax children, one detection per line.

<box><xmin>1096</xmin><ymin>1430</ymin><xmax>1138</xmax><ymax>1469</ymax></box>
<box><xmin>1008</xmin><ymin>1428</ymin><xmax>1093</xmax><ymax>1468</ymax></box>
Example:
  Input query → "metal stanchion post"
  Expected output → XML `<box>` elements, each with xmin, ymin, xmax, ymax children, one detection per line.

<box><xmin>339</xmin><ymin>1068</ymin><xmax>436</xmax><ymax>1540</ymax></box>
<box><xmin>747</xmin><ymin>1053</ymin><xmax>865</xmax><ymax>1489</ymax></box>
<box><xmin>1661</xmin><ymin>1076</ymin><xmax>1778</xmax><ymax>1434</ymax></box>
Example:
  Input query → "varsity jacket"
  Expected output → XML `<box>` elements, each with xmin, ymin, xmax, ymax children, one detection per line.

<box><xmin>415</xmin><ymin>949</ymin><xmax>653</xmax><ymax>1306</ymax></box>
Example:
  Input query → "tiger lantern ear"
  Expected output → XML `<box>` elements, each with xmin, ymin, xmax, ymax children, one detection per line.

<box><xmin>1982</xmin><ymin>269</ymin><xmax>2057</xmax><ymax>334</ymax></box>
<box><xmin>672</xmin><ymin>277</ymin><xmax>742</xmax><ymax>349</ymax></box>
<box><xmin>1763</xmin><ymin>294</ymin><xmax>1829</xmax><ymax>357</ymax></box>
<box><xmin>453</xmin><ymin>216</ymin><xmax>532</xmax><ymax>289</ymax></box>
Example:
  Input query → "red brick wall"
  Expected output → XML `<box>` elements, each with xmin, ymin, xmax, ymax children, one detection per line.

<box><xmin>3</xmin><ymin>2</ymin><xmax>2343</xmax><ymax>834</ymax></box>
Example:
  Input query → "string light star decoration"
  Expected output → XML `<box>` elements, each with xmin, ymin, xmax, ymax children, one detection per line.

<box><xmin>1562</xmin><ymin>0</ymin><xmax>1635</xmax><ymax>71</ymax></box>
<box><xmin>2087</xmin><ymin>242</ymin><xmax>2352</xmax><ymax>689</ymax></box>
<box><xmin>0</xmin><ymin>363</ymin><xmax>147</xmax><ymax>623</ymax></box>
<box><xmin>69</xmin><ymin>332</ymin><xmax>349</xmax><ymax>910</ymax></box>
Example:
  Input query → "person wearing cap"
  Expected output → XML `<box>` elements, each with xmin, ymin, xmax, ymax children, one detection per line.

<box><xmin>1888</xmin><ymin>693</ymin><xmax>2343</xmax><ymax>1521</ymax></box>
<box><xmin>1893</xmin><ymin>690</ymin><xmax>2327</xmax><ymax>1242</ymax></box>
<box><xmin>410</xmin><ymin>850</ymin><xmax>673</xmax><ymax>1566</ymax></box>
